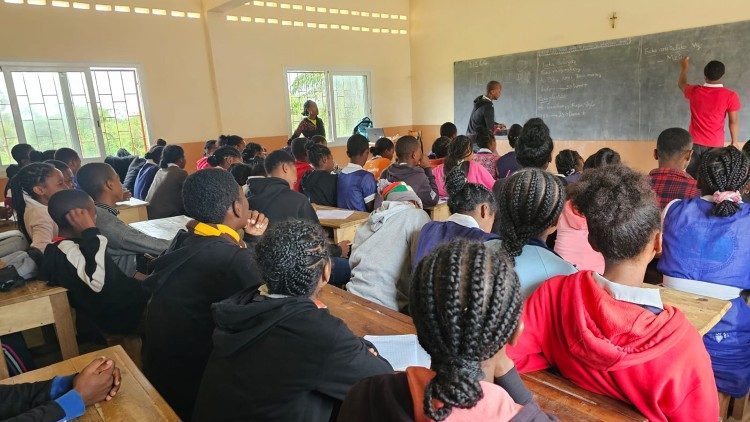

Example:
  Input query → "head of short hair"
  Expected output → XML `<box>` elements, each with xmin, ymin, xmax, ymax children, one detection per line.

<box><xmin>160</xmin><ymin>145</ymin><xmax>184</xmax><ymax>169</ymax></box>
<box><xmin>77</xmin><ymin>163</ymin><xmax>117</xmax><ymax>200</ymax></box>
<box><xmin>410</xmin><ymin>240</ymin><xmax>522</xmax><ymax>421</ymax></box>
<box><xmin>203</xmin><ymin>140</ymin><xmax>217</xmax><ymax>154</ymax></box>
<box><xmin>507</xmin><ymin>124</ymin><xmax>522</xmax><ymax>149</ymax></box>
<box><xmin>264</xmin><ymin>150</ymin><xmax>294</xmax><ymax>174</ymax></box>
<box><xmin>45</xmin><ymin>159</ymin><xmax>70</xmax><ymax>174</ymax></box>
<box><xmin>395</xmin><ymin>136</ymin><xmax>421</xmax><ymax>161</ymax></box>
<box><xmin>444</xmin><ymin>135</ymin><xmax>472</xmax><ymax>174</ymax></box>
<box><xmin>696</xmin><ymin>146</ymin><xmax>750</xmax><ymax>217</ymax></box>
<box><xmin>516</xmin><ymin>118</ymin><xmax>553</xmax><ymax>168</ymax></box>
<box><xmin>42</xmin><ymin>150</ymin><xmax>57</xmax><ymax>161</ymax></box>
<box><xmin>432</xmin><ymin>137</ymin><xmax>451</xmax><ymax>159</ymax></box>
<box><xmin>474</xmin><ymin>126</ymin><xmax>493</xmax><ymax>149</ymax></box>
<box><xmin>346</xmin><ymin>134</ymin><xmax>370</xmax><ymax>158</ymax></box>
<box><xmin>246</xmin><ymin>156</ymin><xmax>266</xmax><ymax>177</ymax></box>
<box><xmin>555</xmin><ymin>150</ymin><xmax>583</xmax><ymax>177</ymax></box>
<box><xmin>155</xmin><ymin>139</ymin><xmax>167</xmax><ymax>147</ymax></box>
<box><xmin>497</xmin><ymin>168</ymin><xmax>565</xmax><ymax>257</ymax></box>
<box><xmin>311</xmin><ymin>135</ymin><xmax>326</xmax><ymax>145</ymax></box>
<box><xmin>572</xmin><ymin>165</ymin><xmax>660</xmax><ymax>261</ymax></box>
<box><xmin>242</xmin><ymin>143</ymin><xmax>264</xmax><ymax>163</ymax></box>
<box><xmin>54</xmin><ymin>148</ymin><xmax>80</xmax><ymax>165</ymax></box>
<box><xmin>28</xmin><ymin>151</ymin><xmax>45</xmax><ymax>163</ymax></box>
<box><xmin>656</xmin><ymin>128</ymin><xmax>693</xmax><ymax>158</ymax></box>
<box><xmin>305</xmin><ymin>141</ymin><xmax>332</xmax><ymax>168</ymax></box>
<box><xmin>704</xmin><ymin>60</ymin><xmax>726</xmax><ymax>81</ymax></box>
<box><xmin>256</xmin><ymin>219</ymin><xmax>330</xmax><ymax>297</ymax></box>
<box><xmin>218</xmin><ymin>134</ymin><xmax>244</xmax><ymax>148</ymax></box>
<box><xmin>445</xmin><ymin>165</ymin><xmax>497</xmax><ymax>215</ymax></box>
<box><xmin>583</xmin><ymin>148</ymin><xmax>621</xmax><ymax>170</ymax></box>
<box><xmin>228</xmin><ymin>163</ymin><xmax>253</xmax><ymax>186</ymax></box>
<box><xmin>182</xmin><ymin>168</ymin><xmax>241</xmax><ymax>223</ymax></box>
<box><xmin>370</xmin><ymin>137</ymin><xmax>394</xmax><ymax>157</ymax></box>
<box><xmin>440</xmin><ymin>122</ymin><xmax>458</xmax><ymax>138</ymax></box>
<box><xmin>486</xmin><ymin>80</ymin><xmax>501</xmax><ymax>93</ymax></box>
<box><xmin>11</xmin><ymin>144</ymin><xmax>34</xmax><ymax>164</ymax></box>
<box><xmin>47</xmin><ymin>189</ymin><xmax>94</xmax><ymax>231</ymax></box>
<box><xmin>291</xmin><ymin>137</ymin><xmax>309</xmax><ymax>161</ymax></box>
<box><xmin>207</xmin><ymin>146</ymin><xmax>242</xmax><ymax>167</ymax></box>
<box><xmin>144</xmin><ymin>145</ymin><xmax>164</xmax><ymax>163</ymax></box>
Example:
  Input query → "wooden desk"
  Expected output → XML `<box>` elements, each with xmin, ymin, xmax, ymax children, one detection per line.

<box><xmin>313</xmin><ymin>205</ymin><xmax>370</xmax><ymax>244</ymax></box>
<box><xmin>427</xmin><ymin>202</ymin><xmax>450</xmax><ymax>221</ymax></box>
<box><xmin>130</xmin><ymin>215</ymin><xmax>190</xmax><ymax>241</ymax></box>
<box><xmin>0</xmin><ymin>345</ymin><xmax>179</xmax><ymax>421</ymax></box>
<box><xmin>319</xmin><ymin>286</ymin><xmax>646</xmax><ymax>421</ymax></box>
<box><xmin>115</xmin><ymin>198</ymin><xmax>149</xmax><ymax>224</ymax></box>
<box><xmin>644</xmin><ymin>284</ymin><xmax>731</xmax><ymax>336</ymax></box>
<box><xmin>0</xmin><ymin>281</ymin><xmax>78</xmax><ymax>380</ymax></box>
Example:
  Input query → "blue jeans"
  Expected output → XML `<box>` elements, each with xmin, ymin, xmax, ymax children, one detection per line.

<box><xmin>330</xmin><ymin>257</ymin><xmax>351</xmax><ymax>287</ymax></box>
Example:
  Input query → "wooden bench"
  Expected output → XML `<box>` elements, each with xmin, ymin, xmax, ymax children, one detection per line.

<box><xmin>0</xmin><ymin>345</ymin><xmax>179</xmax><ymax>420</ymax></box>
<box><xmin>312</xmin><ymin>205</ymin><xmax>370</xmax><ymax>244</ymax></box>
<box><xmin>0</xmin><ymin>281</ymin><xmax>78</xmax><ymax>380</ymax></box>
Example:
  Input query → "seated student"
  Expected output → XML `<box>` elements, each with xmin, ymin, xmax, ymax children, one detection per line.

<box><xmin>143</xmin><ymin>168</ymin><xmax>266</xmax><ymax>419</ymax></box>
<box><xmin>241</xmin><ymin>142</ymin><xmax>266</xmax><ymax>164</ymax></box>
<box><xmin>510</xmin><ymin>165</ymin><xmax>719</xmax><ymax>421</ymax></box>
<box><xmin>413</xmin><ymin>166</ymin><xmax>499</xmax><ymax>267</ymax></box>
<box><xmin>229</xmin><ymin>163</ymin><xmax>253</xmax><ymax>190</ymax></box>
<box><xmin>301</xmin><ymin>142</ymin><xmax>338</xmax><ymax>207</ymax></box>
<box><xmin>196</xmin><ymin>140</ymin><xmax>218</xmax><ymax>171</ymax></box>
<box><xmin>492</xmin><ymin>168</ymin><xmax>575</xmax><ymax>298</ymax></box>
<box><xmin>337</xmin><ymin>134</ymin><xmax>378</xmax><ymax>212</ymax></box>
<box><xmin>555</xmin><ymin>149</ymin><xmax>583</xmax><ymax>184</ymax></box>
<box><xmin>554</xmin><ymin>148</ymin><xmax>619</xmax><ymax>273</ymax></box>
<box><xmin>0</xmin><ymin>357</ymin><xmax>122</xmax><ymax>421</ymax></box>
<box><xmin>45</xmin><ymin>159</ymin><xmax>75</xmax><ymax>189</ymax></box>
<box><xmin>77</xmin><ymin>163</ymin><xmax>170</xmax><ymax>278</ymax></box>
<box><xmin>660</xmin><ymin>146</ymin><xmax>750</xmax><ymax>399</ymax></box>
<box><xmin>427</xmin><ymin>136</ymin><xmax>450</xmax><ymax>167</ymax></box>
<box><xmin>145</xmin><ymin>145</ymin><xmax>187</xmax><ymax>219</ymax></box>
<box><xmin>193</xmin><ymin>220</ymin><xmax>393</xmax><ymax>422</ymax></box>
<box><xmin>133</xmin><ymin>145</ymin><xmax>163</xmax><ymax>200</ymax></box>
<box><xmin>53</xmin><ymin>148</ymin><xmax>82</xmax><ymax>189</ymax></box>
<box><xmin>155</xmin><ymin>138</ymin><xmax>167</xmax><ymax>147</ymax></box>
<box><xmin>364</xmin><ymin>137</ymin><xmax>395</xmax><ymax>179</ymax></box>
<box><xmin>217</xmin><ymin>134</ymin><xmax>246</xmax><ymax>152</ymax></box>
<box><xmin>496</xmin><ymin>123</ymin><xmax>523</xmax><ymax>178</ymax></box>
<box><xmin>41</xmin><ymin>150</ymin><xmax>57</xmax><ymax>161</ymax></box>
<box><xmin>434</xmin><ymin>135</ymin><xmax>494</xmax><ymax>198</ymax></box>
<box><xmin>11</xmin><ymin>143</ymin><xmax>35</xmax><ymax>168</ymax></box>
<box><xmin>473</xmin><ymin>126</ymin><xmax>501</xmax><ymax>178</ymax></box>
<box><xmin>11</xmin><ymin>162</ymin><xmax>68</xmax><ymax>255</ymax></box>
<box><xmin>122</xmin><ymin>154</ymin><xmax>145</xmax><ymax>194</ymax></box>
<box><xmin>247</xmin><ymin>150</ymin><xmax>318</xmax><ymax>223</ymax></box>
<box><xmin>290</xmin><ymin>137</ymin><xmax>314</xmax><ymax>192</ymax></box>
<box><xmin>340</xmin><ymin>241</ymin><xmax>555</xmax><ymax>422</ymax></box>
<box><xmin>310</xmin><ymin>134</ymin><xmax>327</xmax><ymax>145</ymax></box>
<box><xmin>206</xmin><ymin>145</ymin><xmax>242</xmax><ymax>170</ymax></box>
<box><xmin>439</xmin><ymin>121</ymin><xmax>458</xmax><ymax>141</ymax></box>
<box><xmin>348</xmin><ymin>181</ymin><xmax>430</xmax><ymax>312</ymax></box>
<box><xmin>381</xmin><ymin>136</ymin><xmax>440</xmax><ymax>208</ymax></box>
<box><xmin>649</xmin><ymin>127</ymin><xmax>700</xmax><ymax>208</ymax></box>
<box><xmin>42</xmin><ymin>190</ymin><xmax>148</xmax><ymax>335</ymax></box>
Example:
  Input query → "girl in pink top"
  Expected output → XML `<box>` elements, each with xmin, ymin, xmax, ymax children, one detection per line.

<box><xmin>196</xmin><ymin>140</ymin><xmax>217</xmax><ymax>171</ymax></box>
<box><xmin>554</xmin><ymin>200</ymin><xmax>605</xmax><ymax>273</ymax></box>
<box><xmin>433</xmin><ymin>136</ymin><xmax>495</xmax><ymax>198</ymax></box>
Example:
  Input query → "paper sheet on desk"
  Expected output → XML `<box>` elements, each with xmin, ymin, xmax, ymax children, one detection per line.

<box><xmin>116</xmin><ymin>198</ymin><xmax>148</xmax><ymax>207</ymax></box>
<box><xmin>364</xmin><ymin>334</ymin><xmax>431</xmax><ymax>371</ymax></box>
<box><xmin>316</xmin><ymin>210</ymin><xmax>354</xmax><ymax>220</ymax></box>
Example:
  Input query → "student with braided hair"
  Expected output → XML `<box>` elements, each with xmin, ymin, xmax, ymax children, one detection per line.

<box><xmin>205</xmin><ymin>145</ymin><xmax>242</xmax><ymax>170</ymax></box>
<box><xmin>301</xmin><ymin>141</ymin><xmax>338</xmax><ymax>207</ymax></box>
<box><xmin>660</xmin><ymin>146</ymin><xmax>750</xmax><ymax>399</ymax></box>
<box><xmin>339</xmin><ymin>241</ymin><xmax>554</xmax><ymax>422</ymax></box>
<box><xmin>193</xmin><ymin>220</ymin><xmax>392</xmax><ymax>422</ymax></box>
<box><xmin>554</xmin><ymin>149</ymin><xmax>583</xmax><ymax>184</ymax></box>
<box><xmin>433</xmin><ymin>135</ymin><xmax>495</xmax><ymax>198</ymax></box>
<box><xmin>412</xmin><ymin>166</ymin><xmax>499</xmax><ymax>267</ymax></box>
<box><xmin>491</xmin><ymin>168</ymin><xmax>575</xmax><ymax>298</ymax></box>
<box><xmin>510</xmin><ymin>165</ymin><xmax>719</xmax><ymax>421</ymax></box>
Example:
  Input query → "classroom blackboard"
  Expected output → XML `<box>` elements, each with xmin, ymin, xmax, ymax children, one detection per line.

<box><xmin>454</xmin><ymin>20</ymin><xmax>750</xmax><ymax>140</ymax></box>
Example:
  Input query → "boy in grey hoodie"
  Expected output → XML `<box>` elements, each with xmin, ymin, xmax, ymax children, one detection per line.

<box><xmin>380</xmin><ymin>136</ymin><xmax>440</xmax><ymax>209</ymax></box>
<box><xmin>348</xmin><ymin>181</ymin><xmax>431</xmax><ymax>312</ymax></box>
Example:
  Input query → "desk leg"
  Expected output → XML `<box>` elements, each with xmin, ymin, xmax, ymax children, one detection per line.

<box><xmin>49</xmin><ymin>293</ymin><xmax>79</xmax><ymax>360</ymax></box>
<box><xmin>0</xmin><ymin>338</ymin><xmax>9</xmax><ymax>380</ymax></box>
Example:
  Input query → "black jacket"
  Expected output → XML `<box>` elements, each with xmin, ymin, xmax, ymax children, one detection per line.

<box><xmin>142</xmin><ymin>232</ymin><xmax>262</xmax><ymax>420</ymax></box>
<box><xmin>0</xmin><ymin>380</ymin><xmax>65</xmax><ymax>422</ymax></box>
<box><xmin>247</xmin><ymin>177</ymin><xmax>319</xmax><ymax>225</ymax></box>
<box><xmin>466</xmin><ymin>95</ymin><xmax>495</xmax><ymax>136</ymax></box>
<box><xmin>301</xmin><ymin>170</ymin><xmax>338</xmax><ymax>207</ymax></box>
<box><xmin>41</xmin><ymin>228</ymin><xmax>148</xmax><ymax>335</ymax></box>
<box><xmin>193</xmin><ymin>289</ymin><xmax>394</xmax><ymax>422</ymax></box>
<box><xmin>123</xmin><ymin>157</ymin><xmax>146</xmax><ymax>193</ymax></box>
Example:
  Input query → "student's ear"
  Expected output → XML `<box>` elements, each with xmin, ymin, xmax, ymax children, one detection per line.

<box><xmin>319</xmin><ymin>259</ymin><xmax>332</xmax><ymax>288</ymax></box>
<box><xmin>479</xmin><ymin>203</ymin><xmax>489</xmax><ymax>219</ymax></box>
<box><xmin>32</xmin><ymin>185</ymin><xmax>45</xmax><ymax>198</ymax></box>
<box><xmin>508</xmin><ymin>321</ymin><xmax>524</xmax><ymax>347</ymax></box>
<box><xmin>653</xmin><ymin>230</ymin><xmax>663</xmax><ymax>256</ymax></box>
<box><xmin>653</xmin><ymin>149</ymin><xmax>659</xmax><ymax>161</ymax></box>
<box><xmin>684</xmin><ymin>149</ymin><xmax>694</xmax><ymax>162</ymax></box>
<box><xmin>231</xmin><ymin>198</ymin><xmax>243</xmax><ymax>219</ymax></box>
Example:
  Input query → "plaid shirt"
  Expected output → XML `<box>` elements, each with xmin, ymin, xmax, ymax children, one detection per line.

<box><xmin>649</xmin><ymin>168</ymin><xmax>700</xmax><ymax>208</ymax></box>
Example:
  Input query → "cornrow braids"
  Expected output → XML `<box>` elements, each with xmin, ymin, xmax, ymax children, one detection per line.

<box><xmin>305</xmin><ymin>141</ymin><xmax>332</xmax><ymax>168</ymax></box>
<box><xmin>10</xmin><ymin>163</ymin><xmax>57</xmax><ymax>241</ymax></box>
<box><xmin>410</xmin><ymin>241</ymin><xmax>522</xmax><ymax>421</ymax></box>
<box><xmin>444</xmin><ymin>135</ymin><xmax>472</xmax><ymax>175</ymax></box>
<box><xmin>696</xmin><ymin>146</ymin><xmax>750</xmax><ymax>217</ymax></box>
<box><xmin>555</xmin><ymin>149</ymin><xmax>582</xmax><ymax>177</ymax></box>
<box><xmin>255</xmin><ymin>220</ymin><xmax>331</xmax><ymax>297</ymax></box>
<box><xmin>498</xmin><ymin>168</ymin><xmax>565</xmax><ymax>257</ymax></box>
<box><xmin>445</xmin><ymin>165</ymin><xmax>497</xmax><ymax>215</ymax></box>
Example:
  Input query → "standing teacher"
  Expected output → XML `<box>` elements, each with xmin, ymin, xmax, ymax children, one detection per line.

<box><xmin>678</xmin><ymin>57</ymin><xmax>741</xmax><ymax>176</ymax></box>
<box><xmin>291</xmin><ymin>100</ymin><xmax>326</xmax><ymax>140</ymax></box>
<box><xmin>467</xmin><ymin>81</ymin><xmax>506</xmax><ymax>137</ymax></box>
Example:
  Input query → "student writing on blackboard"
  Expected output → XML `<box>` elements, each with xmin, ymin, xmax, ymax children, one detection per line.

<box><xmin>466</xmin><ymin>81</ymin><xmax>506</xmax><ymax>137</ymax></box>
<box><xmin>678</xmin><ymin>57</ymin><xmax>741</xmax><ymax>176</ymax></box>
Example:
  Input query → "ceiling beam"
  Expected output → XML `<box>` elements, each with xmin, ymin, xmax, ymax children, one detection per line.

<box><xmin>202</xmin><ymin>0</ymin><xmax>247</xmax><ymax>13</ymax></box>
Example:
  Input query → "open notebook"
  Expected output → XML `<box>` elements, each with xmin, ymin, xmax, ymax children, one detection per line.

<box><xmin>364</xmin><ymin>334</ymin><xmax>431</xmax><ymax>371</ymax></box>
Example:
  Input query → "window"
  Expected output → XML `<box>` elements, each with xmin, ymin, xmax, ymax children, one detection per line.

<box><xmin>0</xmin><ymin>64</ymin><xmax>150</xmax><ymax>166</ymax></box>
<box><xmin>285</xmin><ymin>70</ymin><xmax>371</xmax><ymax>143</ymax></box>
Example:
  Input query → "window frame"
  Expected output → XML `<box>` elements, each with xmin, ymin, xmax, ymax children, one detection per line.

<box><xmin>284</xmin><ymin>68</ymin><xmax>372</xmax><ymax>146</ymax></box>
<box><xmin>0</xmin><ymin>61</ymin><xmax>152</xmax><ymax>168</ymax></box>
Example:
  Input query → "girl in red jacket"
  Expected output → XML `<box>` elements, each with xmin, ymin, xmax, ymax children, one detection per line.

<box><xmin>508</xmin><ymin>165</ymin><xmax>719</xmax><ymax>422</ymax></box>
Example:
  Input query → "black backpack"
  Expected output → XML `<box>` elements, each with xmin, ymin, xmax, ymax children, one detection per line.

<box><xmin>352</xmin><ymin>117</ymin><xmax>374</xmax><ymax>137</ymax></box>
